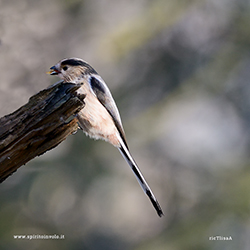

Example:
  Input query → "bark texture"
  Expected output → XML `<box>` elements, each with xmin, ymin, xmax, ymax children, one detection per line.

<box><xmin>0</xmin><ymin>81</ymin><xmax>85</xmax><ymax>182</ymax></box>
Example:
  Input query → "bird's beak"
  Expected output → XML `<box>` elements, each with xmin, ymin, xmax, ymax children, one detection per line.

<box><xmin>47</xmin><ymin>66</ymin><xmax>60</xmax><ymax>75</ymax></box>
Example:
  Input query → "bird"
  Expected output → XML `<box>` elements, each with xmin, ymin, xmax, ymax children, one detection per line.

<box><xmin>48</xmin><ymin>57</ymin><xmax>163</xmax><ymax>217</ymax></box>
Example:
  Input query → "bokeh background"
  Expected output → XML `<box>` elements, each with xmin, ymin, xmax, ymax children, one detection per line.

<box><xmin>1</xmin><ymin>0</ymin><xmax>250</xmax><ymax>249</ymax></box>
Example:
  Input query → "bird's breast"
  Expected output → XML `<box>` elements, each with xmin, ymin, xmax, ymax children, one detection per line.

<box><xmin>76</xmin><ymin>84</ymin><xmax>120</xmax><ymax>146</ymax></box>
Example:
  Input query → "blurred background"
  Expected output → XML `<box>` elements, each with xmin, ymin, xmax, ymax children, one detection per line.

<box><xmin>1</xmin><ymin>0</ymin><xmax>250</xmax><ymax>249</ymax></box>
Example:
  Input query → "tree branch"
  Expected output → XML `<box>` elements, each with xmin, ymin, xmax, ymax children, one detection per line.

<box><xmin>0</xmin><ymin>81</ymin><xmax>85</xmax><ymax>182</ymax></box>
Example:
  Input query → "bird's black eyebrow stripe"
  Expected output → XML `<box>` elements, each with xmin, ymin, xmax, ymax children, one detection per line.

<box><xmin>62</xmin><ymin>59</ymin><xmax>87</xmax><ymax>67</ymax></box>
<box><xmin>61</xmin><ymin>59</ymin><xmax>97</xmax><ymax>74</ymax></box>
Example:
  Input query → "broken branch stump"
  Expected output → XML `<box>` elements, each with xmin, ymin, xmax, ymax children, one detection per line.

<box><xmin>0</xmin><ymin>81</ymin><xmax>85</xmax><ymax>182</ymax></box>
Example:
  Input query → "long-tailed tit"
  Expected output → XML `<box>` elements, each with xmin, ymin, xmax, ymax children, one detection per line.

<box><xmin>48</xmin><ymin>58</ymin><xmax>163</xmax><ymax>217</ymax></box>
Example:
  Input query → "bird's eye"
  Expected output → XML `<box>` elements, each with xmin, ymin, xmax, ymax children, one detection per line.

<box><xmin>62</xmin><ymin>66</ymin><xmax>68</xmax><ymax>71</ymax></box>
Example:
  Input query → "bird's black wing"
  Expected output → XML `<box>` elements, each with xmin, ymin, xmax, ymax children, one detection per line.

<box><xmin>89</xmin><ymin>75</ymin><xmax>128</xmax><ymax>148</ymax></box>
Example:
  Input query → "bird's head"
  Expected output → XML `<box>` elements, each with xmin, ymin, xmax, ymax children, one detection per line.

<box><xmin>47</xmin><ymin>58</ymin><xmax>97</xmax><ymax>82</ymax></box>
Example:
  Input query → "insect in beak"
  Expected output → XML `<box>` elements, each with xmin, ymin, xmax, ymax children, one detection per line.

<box><xmin>47</xmin><ymin>66</ymin><xmax>60</xmax><ymax>75</ymax></box>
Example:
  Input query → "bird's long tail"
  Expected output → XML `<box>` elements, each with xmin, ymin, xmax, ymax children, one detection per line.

<box><xmin>118</xmin><ymin>139</ymin><xmax>164</xmax><ymax>217</ymax></box>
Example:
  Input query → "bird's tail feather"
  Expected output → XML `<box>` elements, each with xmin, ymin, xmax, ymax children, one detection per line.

<box><xmin>118</xmin><ymin>139</ymin><xmax>163</xmax><ymax>217</ymax></box>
